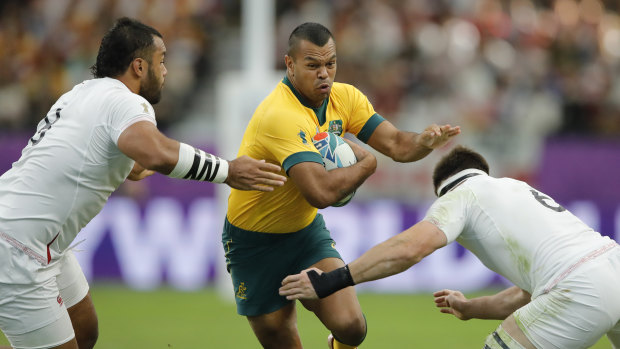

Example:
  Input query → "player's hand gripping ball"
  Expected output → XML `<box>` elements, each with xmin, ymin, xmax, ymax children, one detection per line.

<box><xmin>312</xmin><ymin>132</ymin><xmax>357</xmax><ymax>207</ymax></box>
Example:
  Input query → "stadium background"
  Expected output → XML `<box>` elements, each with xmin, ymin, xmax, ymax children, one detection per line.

<box><xmin>0</xmin><ymin>0</ymin><xmax>618</xmax><ymax>347</ymax></box>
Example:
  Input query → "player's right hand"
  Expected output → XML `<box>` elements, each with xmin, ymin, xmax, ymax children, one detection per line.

<box><xmin>343</xmin><ymin>138</ymin><xmax>374</xmax><ymax>162</ymax></box>
<box><xmin>433</xmin><ymin>289</ymin><xmax>471</xmax><ymax>320</ymax></box>
<box><xmin>279</xmin><ymin>268</ymin><xmax>321</xmax><ymax>300</ymax></box>
<box><xmin>226</xmin><ymin>156</ymin><xmax>286</xmax><ymax>191</ymax></box>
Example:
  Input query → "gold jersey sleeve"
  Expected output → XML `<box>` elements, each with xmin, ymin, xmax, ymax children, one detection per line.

<box><xmin>226</xmin><ymin>78</ymin><xmax>385</xmax><ymax>233</ymax></box>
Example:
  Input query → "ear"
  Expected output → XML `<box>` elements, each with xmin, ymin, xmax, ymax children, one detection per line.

<box><xmin>131</xmin><ymin>58</ymin><xmax>145</xmax><ymax>77</ymax></box>
<box><xmin>284</xmin><ymin>55</ymin><xmax>294</xmax><ymax>76</ymax></box>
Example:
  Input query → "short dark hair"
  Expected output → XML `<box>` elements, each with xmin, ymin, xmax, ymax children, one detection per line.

<box><xmin>432</xmin><ymin>146</ymin><xmax>490</xmax><ymax>195</ymax></box>
<box><xmin>287</xmin><ymin>22</ymin><xmax>334</xmax><ymax>56</ymax></box>
<box><xmin>91</xmin><ymin>17</ymin><xmax>162</xmax><ymax>78</ymax></box>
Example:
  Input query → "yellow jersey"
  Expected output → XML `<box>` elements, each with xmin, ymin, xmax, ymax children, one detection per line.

<box><xmin>226</xmin><ymin>76</ymin><xmax>384</xmax><ymax>233</ymax></box>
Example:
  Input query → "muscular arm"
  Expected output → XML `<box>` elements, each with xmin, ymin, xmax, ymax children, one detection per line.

<box><xmin>117</xmin><ymin>121</ymin><xmax>179</xmax><ymax>174</ymax></box>
<box><xmin>117</xmin><ymin>121</ymin><xmax>286</xmax><ymax>191</ymax></box>
<box><xmin>367</xmin><ymin>120</ymin><xmax>461</xmax><ymax>162</ymax></box>
<box><xmin>279</xmin><ymin>221</ymin><xmax>447</xmax><ymax>299</ymax></box>
<box><xmin>348</xmin><ymin>221</ymin><xmax>447</xmax><ymax>283</ymax></box>
<box><xmin>288</xmin><ymin>141</ymin><xmax>376</xmax><ymax>208</ymax></box>
<box><xmin>433</xmin><ymin>286</ymin><xmax>532</xmax><ymax>321</ymax></box>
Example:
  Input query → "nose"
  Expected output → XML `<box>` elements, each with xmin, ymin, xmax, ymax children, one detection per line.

<box><xmin>317</xmin><ymin>65</ymin><xmax>328</xmax><ymax>79</ymax></box>
<box><xmin>162</xmin><ymin>65</ymin><xmax>168</xmax><ymax>77</ymax></box>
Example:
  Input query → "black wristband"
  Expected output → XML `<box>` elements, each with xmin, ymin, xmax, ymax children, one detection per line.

<box><xmin>307</xmin><ymin>265</ymin><xmax>355</xmax><ymax>299</ymax></box>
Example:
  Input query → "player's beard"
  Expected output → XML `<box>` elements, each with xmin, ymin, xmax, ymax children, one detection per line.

<box><xmin>139</xmin><ymin>67</ymin><xmax>163</xmax><ymax>104</ymax></box>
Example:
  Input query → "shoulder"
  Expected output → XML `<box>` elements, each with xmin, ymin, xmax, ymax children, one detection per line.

<box><xmin>332</xmin><ymin>81</ymin><xmax>356</xmax><ymax>91</ymax></box>
<box><xmin>101</xmin><ymin>81</ymin><xmax>155</xmax><ymax>118</ymax></box>
<box><xmin>258</xmin><ymin>86</ymin><xmax>306</xmax><ymax>123</ymax></box>
<box><xmin>331</xmin><ymin>82</ymin><xmax>362</xmax><ymax>98</ymax></box>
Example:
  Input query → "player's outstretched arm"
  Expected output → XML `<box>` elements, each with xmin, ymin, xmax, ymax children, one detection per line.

<box><xmin>117</xmin><ymin>121</ymin><xmax>286</xmax><ymax>191</ymax></box>
<box><xmin>279</xmin><ymin>221</ymin><xmax>447</xmax><ymax>299</ymax></box>
<box><xmin>433</xmin><ymin>286</ymin><xmax>531</xmax><ymax>321</ymax></box>
<box><xmin>366</xmin><ymin>119</ymin><xmax>461</xmax><ymax>163</ymax></box>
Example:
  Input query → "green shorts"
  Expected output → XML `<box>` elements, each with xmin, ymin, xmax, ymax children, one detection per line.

<box><xmin>221</xmin><ymin>214</ymin><xmax>342</xmax><ymax>316</ymax></box>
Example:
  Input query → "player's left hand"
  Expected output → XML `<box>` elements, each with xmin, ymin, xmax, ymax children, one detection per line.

<box><xmin>418</xmin><ymin>124</ymin><xmax>461</xmax><ymax>150</ymax></box>
<box><xmin>279</xmin><ymin>268</ymin><xmax>321</xmax><ymax>300</ymax></box>
<box><xmin>127</xmin><ymin>162</ymin><xmax>155</xmax><ymax>181</ymax></box>
<box><xmin>433</xmin><ymin>289</ymin><xmax>471</xmax><ymax>320</ymax></box>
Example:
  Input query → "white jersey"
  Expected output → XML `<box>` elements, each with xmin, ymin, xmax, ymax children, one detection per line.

<box><xmin>0</xmin><ymin>78</ymin><xmax>156</xmax><ymax>276</ymax></box>
<box><xmin>424</xmin><ymin>169</ymin><xmax>616</xmax><ymax>298</ymax></box>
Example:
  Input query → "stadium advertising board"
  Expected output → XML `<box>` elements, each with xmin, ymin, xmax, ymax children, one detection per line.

<box><xmin>1</xmin><ymin>135</ymin><xmax>618</xmax><ymax>292</ymax></box>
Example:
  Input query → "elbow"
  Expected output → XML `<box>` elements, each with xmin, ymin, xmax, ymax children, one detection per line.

<box><xmin>390</xmin><ymin>245</ymin><xmax>423</xmax><ymax>272</ymax></box>
<box><xmin>401</xmin><ymin>249</ymin><xmax>423</xmax><ymax>267</ymax></box>
<box><xmin>304</xmin><ymin>189</ymin><xmax>348</xmax><ymax>209</ymax></box>
<box><xmin>142</xmin><ymin>159</ymin><xmax>169</xmax><ymax>173</ymax></box>
<box><xmin>305</xmin><ymin>193</ymin><xmax>333</xmax><ymax>209</ymax></box>
<box><xmin>137</xmin><ymin>141</ymin><xmax>178</xmax><ymax>174</ymax></box>
<box><xmin>391</xmin><ymin>151</ymin><xmax>426</xmax><ymax>163</ymax></box>
<box><xmin>385</xmin><ymin>146</ymin><xmax>410</xmax><ymax>163</ymax></box>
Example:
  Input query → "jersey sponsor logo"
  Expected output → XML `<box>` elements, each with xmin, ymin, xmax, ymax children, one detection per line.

<box><xmin>236</xmin><ymin>282</ymin><xmax>248</xmax><ymax>300</ymax></box>
<box><xmin>328</xmin><ymin>120</ymin><xmax>343</xmax><ymax>136</ymax></box>
<box><xmin>298</xmin><ymin>130</ymin><xmax>308</xmax><ymax>144</ymax></box>
<box><xmin>57</xmin><ymin>295</ymin><xmax>63</xmax><ymax>306</ymax></box>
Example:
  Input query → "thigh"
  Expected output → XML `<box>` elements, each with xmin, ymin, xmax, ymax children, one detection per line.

<box><xmin>488</xmin><ymin>316</ymin><xmax>535</xmax><ymax>349</ymax></box>
<box><xmin>57</xmin><ymin>252</ymin><xmax>98</xmax><ymax>349</ymax></box>
<box><xmin>515</xmin><ymin>257</ymin><xmax>620</xmax><ymax>349</ymax></box>
<box><xmin>57</xmin><ymin>251</ymin><xmax>89</xmax><ymax>308</ymax></box>
<box><xmin>222</xmin><ymin>215</ymin><xmax>341</xmax><ymax>317</ymax></box>
<box><xmin>6</xmin><ymin>311</ymin><xmax>78</xmax><ymax>349</ymax></box>
<box><xmin>0</xmin><ymin>277</ymin><xmax>75</xmax><ymax>349</ymax></box>
<box><xmin>608</xmin><ymin>321</ymin><xmax>620</xmax><ymax>349</ymax></box>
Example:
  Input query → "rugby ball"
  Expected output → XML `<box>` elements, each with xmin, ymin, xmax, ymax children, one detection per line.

<box><xmin>312</xmin><ymin>132</ymin><xmax>357</xmax><ymax>207</ymax></box>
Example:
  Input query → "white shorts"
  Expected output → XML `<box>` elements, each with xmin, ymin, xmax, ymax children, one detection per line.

<box><xmin>514</xmin><ymin>245</ymin><xmax>620</xmax><ymax>349</ymax></box>
<box><xmin>0</xmin><ymin>249</ymin><xmax>89</xmax><ymax>349</ymax></box>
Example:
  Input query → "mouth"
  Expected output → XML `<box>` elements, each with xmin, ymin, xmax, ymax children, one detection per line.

<box><xmin>318</xmin><ymin>83</ymin><xmax>330</xmax><ymax>93</ymax></box>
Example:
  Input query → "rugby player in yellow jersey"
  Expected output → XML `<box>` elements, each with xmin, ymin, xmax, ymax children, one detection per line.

<box><xmin>222</xmin><ymin>22</ymin><xmax>460</xmax><ymax>349</ymax></box>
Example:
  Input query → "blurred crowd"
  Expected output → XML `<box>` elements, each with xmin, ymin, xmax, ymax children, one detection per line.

<box><xmin>277</xmin><ymin>0</ymin><xmax>620</xmax><ymax>198</ymax></box>
<box><xmin>0</xmin><ymin>0</ymin><xmax>228</xmax><ymax>130</ymax></box>
<box><xmin>1</xmin><ymin>0</ymin><xmax>619</xmax><ymax>198</ymax></box>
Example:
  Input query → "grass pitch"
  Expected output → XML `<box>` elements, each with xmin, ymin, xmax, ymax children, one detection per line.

<box><xmin>0</xmin><ymin>284</ymin><xmax>612</xmax><ymax>348</ymax></box>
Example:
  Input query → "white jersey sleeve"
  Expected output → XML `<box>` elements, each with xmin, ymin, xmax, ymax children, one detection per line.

<box><xmin>107</xmin><ymin>90</ymin><xmax>156</xmax><ymax>144</ymax></box>
<box><xmin>423</xmin><ymin>189</ymin><xmax>472</xmax><ymax>244</ymax></box>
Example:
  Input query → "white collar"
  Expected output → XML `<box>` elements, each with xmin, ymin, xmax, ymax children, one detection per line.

<box><xmin>436</xmin><ymin>169</ymin><xmax>487</xmax><ymax>197</ymax></box>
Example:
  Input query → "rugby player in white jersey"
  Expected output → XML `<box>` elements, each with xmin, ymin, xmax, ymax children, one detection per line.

<box><xmin>0</xmin><ymin>17</ymin><xmax>286</xmax><ymax>349</ymax></box>
<box><xmin>280</xmin><ymin>145</ymin><xmax>620</xmax><ymax>349</ymax></box>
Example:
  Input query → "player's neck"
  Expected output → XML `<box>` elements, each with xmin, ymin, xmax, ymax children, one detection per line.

<box><xmin>115</xmin><ymin>73</ymin><xmax>140</xmax><ymax>95</ymax></box>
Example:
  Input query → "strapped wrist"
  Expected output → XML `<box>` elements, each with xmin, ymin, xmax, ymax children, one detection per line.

<box><xmin>307</xmin><ymin>265</ymin><xmax>355</xmax><ymax>299</ymax></box>
<box><xmin>168</xmin><ymin>143</ymin><xmax>228</xmax><ymax>183</ymax></box>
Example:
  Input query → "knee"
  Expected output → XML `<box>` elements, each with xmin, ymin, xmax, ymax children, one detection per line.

<box><xmin>331</xmin><ymin>314</ymin><xmax>367</xmax><ymax>347</ymax></box>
